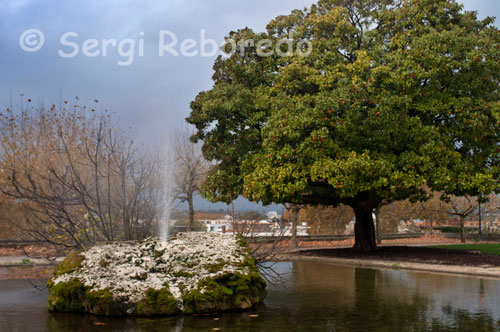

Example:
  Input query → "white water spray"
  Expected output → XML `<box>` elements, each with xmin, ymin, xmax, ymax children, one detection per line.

<box><xmin>159</xmin><ymin>144</ymin><xmax>176</xmax><ymax>242</ymax></box>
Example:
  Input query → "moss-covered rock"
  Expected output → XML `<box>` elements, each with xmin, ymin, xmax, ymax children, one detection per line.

<box><xmin>47</xmin><ymin>233</ymin><xmax>267</xmax><ymax>316</ymax></box>
<box><xmin>53</xmin><ymin>252</ymin><xmax>84</xmax><ymax>277</ymax></box>
<box><xmin>85</xmin><ymin>288</ymin><xmax>119</xmax><ymax>315</ymax></box>
<box><xmin>48</xmin><ymin>278</ymin><xmax>86</xmax><ymax>312</ymax></box>
<box><xmin>182</xmin><ymin>272</ymin><xmax>267</xmax><ymax>314</ymax></box>
<box><xmin>137</xmin><ymin>287</ymin><xmax>178</xmax><ymax>316</ymax></box>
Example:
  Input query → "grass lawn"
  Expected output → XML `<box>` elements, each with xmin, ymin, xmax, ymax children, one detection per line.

<box><xmin>431</xmin><ymin>243</ymin><xmax>500</xmax><ymax>256</ymax></box>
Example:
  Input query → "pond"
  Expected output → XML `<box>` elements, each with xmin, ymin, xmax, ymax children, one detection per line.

<box><xmin>1</xmin><ymin>261</ymin><xmax>500</xmax><ymax>332</ymax></box>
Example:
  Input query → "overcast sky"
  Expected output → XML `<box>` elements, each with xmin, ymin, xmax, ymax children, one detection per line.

<box><xmin>1</xmin><ymin>0</ymin><xmax>499</xmax><ymax>211</ymax></box>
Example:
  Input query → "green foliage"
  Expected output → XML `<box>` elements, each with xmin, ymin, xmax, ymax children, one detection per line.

<box><xmin>187</xmin><ymin>0</ymin><xmax>500</xmax><ymax>209</ymax></box>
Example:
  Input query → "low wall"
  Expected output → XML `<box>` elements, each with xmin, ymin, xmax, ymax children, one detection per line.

<box><xmin>246</xmin><ymin>233</ymin><xmax>426</xmax><ymax>244</ymax></box>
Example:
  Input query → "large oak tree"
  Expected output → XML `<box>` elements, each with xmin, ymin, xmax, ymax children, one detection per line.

<box><xmin>187</xmin><ymin>0</ymin><xmax>500</xmax><ymax>251</ymax></box>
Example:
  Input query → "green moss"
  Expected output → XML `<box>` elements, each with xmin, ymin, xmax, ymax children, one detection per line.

<box><xmin>85</xmin><ymin>288</ymin><xmax>119</xmax><ymax>315</ymax></box>
<box><xmin>181</xmin><ymin>246</ymin><xmax>267</xmax><ymax>314</ymax></box>
<box><xmin>205</xmin><ymin>262</ymin><xmax>226</xmax><ymax>274</ymax></box>
<box><xmin>177</xmin><ymin>282</ymin><xmax>187</xmax><ymax>293</ymax></box>
<box><xmin>54</xmin><ymin>251</ymin><xmax>84</xmax><ymax>277</ymax></box>
<box><xmin>172</xmin><ymin>270</ymin><xmax>195</xmax><ymax>278</ymax></box>
<box><xmin>240</xmin><ymin>255</ymin><xmax>258</xmax><ymax>270</ymax></box>
<box><xmin>47</xmin><ymin>278</ymin><xmax>86</xmax><ymax>312</ymax></box>
<box><xmin>137</xmin><ymin>288</ymin><xmax>177</xmax><ymax>316</ymax></box>
<box><xmin>182</xmin><ymin>272</ymin><xmax>267</xmax><ymax>314</ymax></box>
<box><xmin>48</xmin><ymin>280</ymin><xmax>121</xmax><ymax>316</ymax></box>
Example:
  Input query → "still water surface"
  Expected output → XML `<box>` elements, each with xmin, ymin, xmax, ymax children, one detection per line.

<box><xmin>1</xmin><ymin>262</ymin><xmax>500</xmax><ymax>332</ymax></box>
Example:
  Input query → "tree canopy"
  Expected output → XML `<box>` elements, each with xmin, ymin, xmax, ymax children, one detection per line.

<box><xmin>187</xmin><ymin>0</ymin><xmax>500</xmax><ymax>250</ymax></box>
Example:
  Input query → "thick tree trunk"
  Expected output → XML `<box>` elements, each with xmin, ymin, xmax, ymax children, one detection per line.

<box><xmin>352</xmin><ymin>202</ymin><xmax>378</xmax><ymax>252</ymax></box>
<box><xmin>188</xmin><ymin>194</ymin><xmax>195</xmax><ymax>232</ymax></box>
<box><xmin>290</xmin><ymin>206</ymin><xmax>299</xmax><ymax>250</ymax></box>
<box><xmin>460</xmin><ymin>216</ymin><xmax>466</xmax><ymax>244</ymax></box>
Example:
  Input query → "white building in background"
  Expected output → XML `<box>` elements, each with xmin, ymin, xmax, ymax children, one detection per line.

<box><xmin>200</xmin><ymin>211</ymin><xmax>312</xmax><ymax>236</ymax></box>
<box><xmin>206</xmin><ymin>223</ymin><xmax>231</xmax><ymax>234</ymax></box>
<box><xmin>281</xmin><ymin>222</ymin><xmax>309</xmax><ymax>236</ymax></box>
<box><xmin>201</xmin><ymin>215</ymin><xmax>233</xmax><ymax>234</ymax></box>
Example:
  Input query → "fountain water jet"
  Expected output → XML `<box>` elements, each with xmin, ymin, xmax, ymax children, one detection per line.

<box><xmin>159</xmin><ymin>144</ymin><xmax>176</xmax><ymax>242</ymax></box>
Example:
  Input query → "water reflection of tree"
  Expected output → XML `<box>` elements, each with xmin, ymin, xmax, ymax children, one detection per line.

<box><xmin>331</xmin><ymin>268</ymin><xmax>430</xmax><ymax>332</ymax></box>
<box><xmin>436</xmin><ymin>305</ymin><xmax>500</xmax><ymax>332</ymax></box>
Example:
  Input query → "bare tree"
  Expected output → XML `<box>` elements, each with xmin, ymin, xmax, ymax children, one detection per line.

<box><xmin>171</xmin><ymin>127</ymin><xmax>209</xmax><ymax>231</ymax></box>
<box><xmin>228</xmin><ymin>205</ymin><xmax>287</xmax><ymax>284</ymax></box>
<box><xmin>447</xmin><ymin>196</ymin><xmax>477</xmax><ymax>243</ymax></box>
<box><xmin>0</xmin><ymin>102</ymin><xmax>161</xmax><ymax>249</ymax></box>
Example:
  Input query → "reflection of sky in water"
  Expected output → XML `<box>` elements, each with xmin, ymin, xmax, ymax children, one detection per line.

<box><xmin>379</xmin><ymin>268</ymin><xmax>500</xmax><ymax>321</ymax></box>
<box><xmin>1</xmin><ymin>263</ymin><xmax>500</xmax><ymax>332</ymax></box>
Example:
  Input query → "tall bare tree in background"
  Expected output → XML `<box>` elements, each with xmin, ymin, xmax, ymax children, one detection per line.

<box><xmin>418</xmin><ymin>193</ymin><xmax>499</xmax><ymax>243</ymax></box>
<box><xmin>172</xmin><ymin>127</ymin><xmax>209</xmax><ymax>231</ymax></box>
<box><xmin>0</xmin><ymin>101</ymin><xmax>163</xmax><ymax>248</ymax></box>
<box><xmin>446</xmin><ymin>196</ymin><xmax>478</xmax><ymax>243</ymax></box>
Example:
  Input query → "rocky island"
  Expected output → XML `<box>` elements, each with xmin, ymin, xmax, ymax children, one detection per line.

<box><xmin>47</xmin><ymin>233</ymin><xmax>267</xmax><ymax>316</ymax></box>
